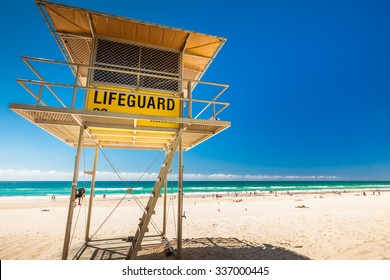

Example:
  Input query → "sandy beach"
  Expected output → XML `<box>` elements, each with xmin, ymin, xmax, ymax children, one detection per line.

<box><xmin>1</xmin><ymin>190</ymin><xmax>389</xmax><ymax>260</ymax></box>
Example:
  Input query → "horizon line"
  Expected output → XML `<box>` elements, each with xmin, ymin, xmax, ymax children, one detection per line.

<box><xmin>0</xmin><ymin>168</ymin><xmax>380</xmax><ymax>181</ymax></box>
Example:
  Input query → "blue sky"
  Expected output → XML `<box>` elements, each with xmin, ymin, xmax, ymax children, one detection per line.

<box><xmin>1</xmin><ymin>0</ymin><xmax>390</xmax><ymax>181</ymax></box>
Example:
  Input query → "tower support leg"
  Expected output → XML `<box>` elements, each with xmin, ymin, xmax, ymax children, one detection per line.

<box><xmin>62</xmin><ymin>126</ymin><xmax>84</xmax><ymax>260</ymax></box>
<box><xmin>177</xmin><ymin>138</ymin><xmax>183</xmax><ymax>259</ymax></box>
<box><xmin>162</xmin><ymin>176</ymin><xmax>167</xmax><ymax>236</ymax></box>
<box><xmin>85</xmin><ymin>146</ymin><xmax>99</xmax><ymax>242</ymax></box>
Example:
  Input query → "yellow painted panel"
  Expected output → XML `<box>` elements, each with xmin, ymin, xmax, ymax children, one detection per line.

<box><xmin>87</xmin><ymin>86</ymin><xmax>180</xmax><ymax>128</ymax></box>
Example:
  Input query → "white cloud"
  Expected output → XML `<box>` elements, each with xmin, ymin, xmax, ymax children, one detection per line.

<box><xmin>0</xmin><ymin>169</ymin><xmax>339</xmax><ymax>181</ymax></box>
<box><xmin>243</xmin><ymin>175</ymin><xmax>338</xmax><ymax>180</ymax></box>
<box><xmin>183</xmin><ymin>173</ymin><xmax>241</xmax><ymax>180</ymax></box>
<box><xmin>0</xmin><ymin>169</ymin><xmax>73</xmax><ymax>181</ymax></box>
<box><xmin>0</xmin><ymin>169</ymin><xmax>159</xmax><ymax>181</ymax></box>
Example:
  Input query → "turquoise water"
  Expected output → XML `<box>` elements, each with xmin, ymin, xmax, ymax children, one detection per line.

<box><xmin>0</xmin><ymin>181</ymin><xmax>390</xmax><ymax>198</ymax></box>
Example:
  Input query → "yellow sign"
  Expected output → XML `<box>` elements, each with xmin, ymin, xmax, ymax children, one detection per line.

<box><xmin>87</xmin><ymin>86</ymin><xmax>180</xmax><ymax>128</ymax></box>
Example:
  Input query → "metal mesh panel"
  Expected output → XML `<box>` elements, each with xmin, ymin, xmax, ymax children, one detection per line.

<box><xmin>61</xmin><ymin>35</ymin><xmax>92</xmax><ymax>79</ymax></box>
<box><xmin>140</xmin><ymin>46</ymin><xmax>179</xmax><ymax>74</ymax></box>
<box><xmin>94</xmin><ymin>39</ymin><xmax>138</xmax><ymax>86</ymax></box>
<box><xmin>182</xmin><ymin>68</ymin><xmax>200</xmax><ymax>94</ymax></box>
<box><xmin>93</xmin><ymin>67</ymin><xmax>137</xmax><ymax>86</ymax></box>
<box><xmin>183</xmin><ymin>68</ymin><xmax>200</xmax><ymax>81</ymax></box>
<box><xmin>96</xmin><ymin>39</ymin><xmax>140</xmax><ymax>67</ymax></box>
<box><xmin>139</xmin><ymin>72</ymin><xmax>179</xmax><ymax>92</ymax></box>
<box><xmin>93</xmin><ymin>38</ymin><xmax>180</xmax><ymax>92</ymax></box>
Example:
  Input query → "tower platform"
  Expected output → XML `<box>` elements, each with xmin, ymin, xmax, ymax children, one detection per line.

<box><xmin>10</xmin><ymin>103</ymin><xmax>230</xmax><ymax>150</ymax></box>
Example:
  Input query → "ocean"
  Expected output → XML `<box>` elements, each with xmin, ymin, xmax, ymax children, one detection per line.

<box><xmin>0</xmin><ymin>181</ymin><xmax>390</xmax><ymax>198</ymax></box>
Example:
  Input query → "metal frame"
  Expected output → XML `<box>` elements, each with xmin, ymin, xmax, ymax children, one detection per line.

<box><xmin>14</xmin><ymin>1</ymin><xmax>231</xmax><ymax>260</ymax></box>
<box><xmin>61</xmin><ymin>129</ymin><xmax>185</xmax><ymax>260</ymax></box>
<box><xmin>177</xmin><ymin>137</ymin><xmax>184</xmax><ymax>259</ymax></box>
<box><xmin>17</xmin><ymin>56</ymin><xmax>229</xmax><ymax>120</ymax></box>
<box><xmin>62</xmin><ymin>126</ymin><xmax>85</xmax><ymax>260</ymax></box>
<box><xmin>85</xmin><ymin>36</ymin><xmax>98</xmax><ymax>109</ymax></box>
<box><xmin>85</xmin><ymin>146</ymin><xmax>99</xmax><ymax>241</ymax></box>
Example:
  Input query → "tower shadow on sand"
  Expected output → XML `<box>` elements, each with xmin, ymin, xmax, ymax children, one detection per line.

<box><xmin>82</xmin><ymin>237</ymin><xmax>309</xmax><ymax>260</ymax></box>
<box><xmin>136</xmin><ymin>237</ymin><xmax>310</xmax><ymax>260</ymax></box>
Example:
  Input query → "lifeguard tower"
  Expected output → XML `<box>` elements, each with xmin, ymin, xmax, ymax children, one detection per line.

<box><xmin>10</xmin><ymin>1</ymin><xmax>230</xmax><ymax>260</ymax></box>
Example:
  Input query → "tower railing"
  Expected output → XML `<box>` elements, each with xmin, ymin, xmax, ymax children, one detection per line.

<box><xmin>16</xmin><ymin>56</ymin><xmax>230</xmax><ymax>121</ymax></box>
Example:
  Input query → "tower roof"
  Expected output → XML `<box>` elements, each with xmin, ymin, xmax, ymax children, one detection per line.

<box><xmin>37</xmin><ymin>0</ymin><xmax>226</xmax><ymax>85</ymax></box>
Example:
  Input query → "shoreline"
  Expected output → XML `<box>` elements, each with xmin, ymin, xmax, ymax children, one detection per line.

<box><xmin>1</xmin><ymin>187</ymin><xmax>389</xmax><ymax>201</ymax></box>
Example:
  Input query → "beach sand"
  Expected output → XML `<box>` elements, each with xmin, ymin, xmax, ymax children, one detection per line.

<box><xmin>1</xmin><ymin>190</ymin><xmax>389</xmax><ymax>260</ymax></box>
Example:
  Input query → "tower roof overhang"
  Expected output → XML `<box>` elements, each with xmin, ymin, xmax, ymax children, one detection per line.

<box><xmin>37</xmin><ymin>0</ymin><xmax>226</xmax><ymax>83</ymax></box>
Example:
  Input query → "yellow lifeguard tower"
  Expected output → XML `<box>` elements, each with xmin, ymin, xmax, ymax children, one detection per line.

<box><xmin>10</xmin><ymin>0</ymin><xmax>230</xmax><ymax>260</ymax></box>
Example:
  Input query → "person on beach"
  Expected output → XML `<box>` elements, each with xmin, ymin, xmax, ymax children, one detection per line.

<box><xmin>75</xmin><ymin>188</ymin><xmax>86</xmax><ymax>205</ymax></box>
